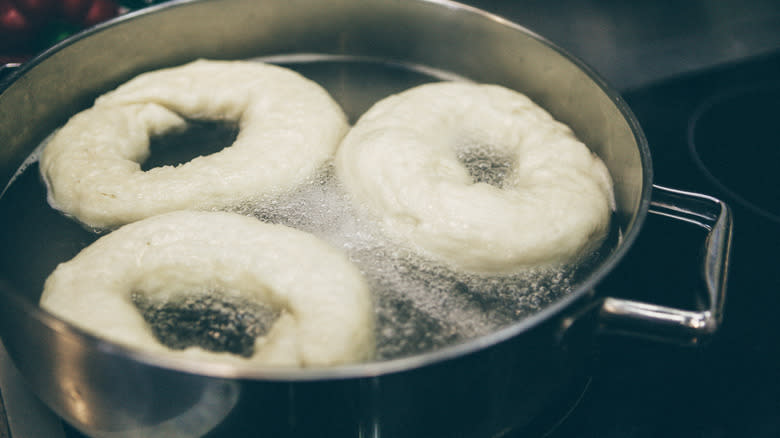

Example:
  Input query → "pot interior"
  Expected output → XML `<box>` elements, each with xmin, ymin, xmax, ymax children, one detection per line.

<box><xmin>0</xmin><ymin>0</ymin><xmax>651</xmax><ymax>371</ymax></box>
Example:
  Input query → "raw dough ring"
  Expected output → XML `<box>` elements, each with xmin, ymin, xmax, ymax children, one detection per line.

<box><xmin>336</xmin><ymin>82</ymin><xmax>614</xmax><ymax>273</ymax></box>
<box><xmin>39</xmin><ymin>211</ymin><xmax>375</xmax><ymax>367</ymax></box>
<box><xmin>39</xmin><ymin>59</ymin><xmax>348</xmax><ymax>229</ymax></box>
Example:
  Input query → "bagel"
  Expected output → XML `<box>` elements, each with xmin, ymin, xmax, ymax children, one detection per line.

<box><xmin>335</xmin><ymin>81</ymin><xmax>614</xmax><ymax>273</ymax></box>
<box><xmin>39</xmin><ymin>211</ymin><xmax>375</xmax><ymax>367</ymax></box>
<box><xmin>39</xmin><ymin>59</ymin><xmax>348</xmax><ymax>229</ymax></box>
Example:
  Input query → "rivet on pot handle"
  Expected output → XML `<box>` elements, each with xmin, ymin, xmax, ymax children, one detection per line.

<box><xmin>598</xmin><ymin>184</ymin><xmax>733</xmax><ymax>345</ymax></box>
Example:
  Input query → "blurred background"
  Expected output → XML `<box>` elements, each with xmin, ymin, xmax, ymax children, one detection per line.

<box><xmin>3</xmin><ymin>0</ymin><xmax>780</xmax><ymax>91</ymax></box>
<box><xmin>471</xmin><ymin>0</ymin><xmax>780</xmax><ymax>91</ymax></box>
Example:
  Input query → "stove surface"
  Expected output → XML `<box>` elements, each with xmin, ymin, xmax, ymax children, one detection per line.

<box><xmin>545</xmin><ymin>50</ymin><xmax>780</xmax><ymax>438</ymax></box>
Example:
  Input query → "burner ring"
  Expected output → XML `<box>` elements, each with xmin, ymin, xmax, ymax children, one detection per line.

<box><xmin>688</xmin><ymin>81</ymin><xmax>780</xmax><ymax>224</ymax></box>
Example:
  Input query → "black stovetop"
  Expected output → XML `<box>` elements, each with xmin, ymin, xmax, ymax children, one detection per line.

<box><xmin>544</xmin><ymin>50</ymin><xmax>780</xmax><ymax>438</ymax></box>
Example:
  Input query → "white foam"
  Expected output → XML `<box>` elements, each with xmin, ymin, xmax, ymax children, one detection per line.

<box><xmin>234</xmin><ymin>166</ymin><xmax>581</xmax><ymax>359</ymax></box>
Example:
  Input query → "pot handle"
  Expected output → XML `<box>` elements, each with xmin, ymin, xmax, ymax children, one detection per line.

<box><xmin>597</xmin><ymin>184</ymin><xmax>732</xmax><ymax>345</ymax></box>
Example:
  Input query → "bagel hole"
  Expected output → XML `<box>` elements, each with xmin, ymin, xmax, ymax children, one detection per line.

<box><xmin>456</xmin><ymin>145</ymin><xmax>515</xmax><ymax>188</ymax></box>
<box><xmin>141</xmin><ymin>119</ymin><xmax>239</xmax><ymax>171</ymax></box>
<box><xmin>131</xmin><ymin>292</ymin><xmax>279</xmax><ymax>358</ymax></box>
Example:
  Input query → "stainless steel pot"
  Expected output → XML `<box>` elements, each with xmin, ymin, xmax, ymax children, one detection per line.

<box><xmin>0</xmin><ymin>0</ymin><xmax>732</xmax><ymax>437</ymax></box>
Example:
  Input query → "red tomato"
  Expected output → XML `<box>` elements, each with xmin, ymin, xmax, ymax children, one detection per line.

<box><xmin>0</xmin><ymin>0</ymin><xmax>34</xmax><ymax>51</ymax></box>
<box><xmin>59</xmin><ymin>0</ymin><xmax>92</xmax><ymax>23</ymax></box>
<box><xmin>80</xmin><ymin>0</ymin><xmax>118</xmax><ymax>27</ymax></box>
<box><xmin>1</xmin><ymin>0</ymin><xmax>120</xmax><ymax>55</ymax></box>
<box><xmin>1</xmin><ymin>0</ymin><xmax>31</xmax><ymax>31</ymax></box>
<box><xmin>10</xmin><ymin>0</ymin><xmax>56</xmax><ymax>20</ymax></box>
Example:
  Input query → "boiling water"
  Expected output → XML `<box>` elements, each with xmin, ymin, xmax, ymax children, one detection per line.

<box><xmin>241</xmin><ymin>167</ymin><xmax>601</xmax><ymax>360</ymax></box>
<box><xmin>0</xmin><ymin>56</ymin><xmax>618</xmax><ymax>361</ymax></box>
<box><xmin>132</xmin><ymin>291</ymin><xmax>279</xmax><ymax>358</ymax></box>
<box><xmin>457</xmin><ymin>145</ymin><xmax>516</xmax><ymax>188</ymax></box>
